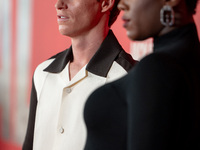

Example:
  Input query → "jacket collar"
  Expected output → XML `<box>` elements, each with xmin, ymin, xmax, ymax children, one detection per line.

<box><xmin>44</xmin><ymin>30</ymin><xmax>124</xmax><ymax>77</ymax></box>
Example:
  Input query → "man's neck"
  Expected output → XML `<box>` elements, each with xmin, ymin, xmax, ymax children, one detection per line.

<box><xmin>71</xmin><ymin>26</ymin><xmax>109</xmax><ymax>66</ymax></box>
<box><xmin>68</xmin><ymin>25</ymin><xmax>110</xmax><ymax>80</ymax></box>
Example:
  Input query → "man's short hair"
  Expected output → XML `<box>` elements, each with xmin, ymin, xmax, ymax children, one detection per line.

<box><xmin>108</xmin><ymin>0</ymin><xmax>120</xmax><ymax>27</ymax></box>
<box><xmin>97</xmin><ymin>0</ymin><xmax>120</xmax><ymax>27</ymax></box>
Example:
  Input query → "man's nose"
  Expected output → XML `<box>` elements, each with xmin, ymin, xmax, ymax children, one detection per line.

<box><xmin>55</xmin><ymin>0</ymin><xmax>68</xmax><ymax>9</ymax></box>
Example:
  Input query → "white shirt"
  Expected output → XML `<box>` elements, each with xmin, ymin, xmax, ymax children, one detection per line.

<box><xmin>23</xmin><ymin>30</ymin><xmax>136</xmax><ymax>150</ymax></box>
<box><xmin>33</xmin><ymin>60</ymin><xmax>127</xmax><ymax>150</ymax></box>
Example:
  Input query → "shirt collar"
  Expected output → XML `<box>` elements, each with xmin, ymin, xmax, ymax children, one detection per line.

<box><xmin>44</xmin><ymin>30</ymin><xmax>124</xmax><ymax>77</ymax></box>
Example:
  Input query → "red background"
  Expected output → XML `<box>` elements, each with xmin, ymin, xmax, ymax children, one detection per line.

<box><xmin>0</xmin><ymin>1</ymin><xmax>200</xmax><ymax>149</ymax></box>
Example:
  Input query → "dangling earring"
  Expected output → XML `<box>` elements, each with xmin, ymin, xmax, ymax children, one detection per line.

<box><xmin>160</xmin><ymin>5</ymin><xmax>175</xmax><ymax>27</ymax></box>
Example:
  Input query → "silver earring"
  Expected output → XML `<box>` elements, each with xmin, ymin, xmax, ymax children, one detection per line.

<box><xmin>160</xmin><ymin>5</ymin><xmax>175</xmax><ymax>27</ymax></box>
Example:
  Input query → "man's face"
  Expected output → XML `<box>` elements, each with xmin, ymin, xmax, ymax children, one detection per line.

<box><xmin>55</xmin><ymin>0</ymin><xmax>103</xmax><ymax>37</ymax></box>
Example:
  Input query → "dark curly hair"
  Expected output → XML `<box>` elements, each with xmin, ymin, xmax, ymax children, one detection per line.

<box><xmin>185</xmin><ymin>0</ymin><xmax>199</xmax><ymax>14</ymax></box>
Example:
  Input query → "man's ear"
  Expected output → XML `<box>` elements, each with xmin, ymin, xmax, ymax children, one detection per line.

<box><xmin>101</xmin><ymin>0</ymin><xmax>115</xmax><ymax>13</ymax></box>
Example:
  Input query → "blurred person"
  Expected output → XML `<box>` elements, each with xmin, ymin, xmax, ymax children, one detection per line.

<box><xmin>84</xmin><ymin>0</ymin><xmax>200</xmax><ymax>149</ymax></box>
<box><xmin>22</xmin><ymin>0</ymin><xmax>136</xmax><ymax>149</ymax></box>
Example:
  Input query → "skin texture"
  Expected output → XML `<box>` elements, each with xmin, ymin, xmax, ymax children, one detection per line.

<box><xmin>117</xmin><ymin>0</ymin><xmax>194</xmax><ymax>41</ymax></box>
<box><xmin>55</xmin><ymin>0</ymin><xmax>103</xmax><ymax>37</ymax></box>
<box><xmin>118</xmin><ymin>0</ymin><xmax>164</xmax><ymax>40</ymax></box>
<box><xmin>55</xmin><ymin>0</ymin><xmax>115</xmax><ymax>79</ymax></box>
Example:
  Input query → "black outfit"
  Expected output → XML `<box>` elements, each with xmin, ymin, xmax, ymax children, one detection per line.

<box><xmin>84</xmin><ymin>23</ymin><xmax>200</xmax><ymax>150</ymax></box>
<box><xmin>23</xmin><ymin>30</ymin><xmax>136</xmax><ymax>150</ymax></box>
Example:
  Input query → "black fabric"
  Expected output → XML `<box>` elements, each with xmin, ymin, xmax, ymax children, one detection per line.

<box><xmin>44</xmin><ymin>46</ymin><xmax>73</xmax><ymax>73</ymax></box>
<box><xmin>44</xmin><ymin>30</ymin><xmax>136</xmax><ymax>77</ymax></box>
<box><xmin>22</xmin><ymin>30</ymin><xmax>136</xmax><ymax>150</ymax></box>
<box><xmin>84</xmin><ymin>83</ymin><xmax>128</xmax><ymax>150</ymax></box>
<box><xmin>84</xmin><ymin>23</ymin><xmax>200</xmax><ymax>150</ymax></box>
<box><xmin>115</xmin><ymin>50</ymin><xmax>136</xmax><ymax>72</ymax></box>
<box><xmin>22</xmin><ymin>80</ymin><xmax>37</xmax><ymax>150</ymax></box>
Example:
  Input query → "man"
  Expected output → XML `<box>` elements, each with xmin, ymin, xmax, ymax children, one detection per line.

<box><xmin>23</xmin><ymin>0</ymin><xmax>136</xmax><ymax>149</ymax></box>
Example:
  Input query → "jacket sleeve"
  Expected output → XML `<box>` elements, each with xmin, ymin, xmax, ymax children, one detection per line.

<box><xmin>22</xmin><ymin>79</ymin><xmax>38</xmax><ymax>150</ymax></box>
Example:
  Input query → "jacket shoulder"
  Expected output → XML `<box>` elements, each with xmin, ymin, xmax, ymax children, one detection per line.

<box><xmin>115</xmin><ymin>50</ymin><xmax>137</xmax><ymax>72</ymax></box>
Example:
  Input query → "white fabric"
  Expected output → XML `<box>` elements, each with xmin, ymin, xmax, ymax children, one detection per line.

<box><xmin>33</xmin><ymin>59</ymin><xmax>127</xmax><ymax>150</ymax></box>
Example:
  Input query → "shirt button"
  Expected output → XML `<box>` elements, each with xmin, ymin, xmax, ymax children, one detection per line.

<box><xmin>66</xmin><ymin>88</ymin><xmax>71</xmax><ymax>93</ymax></box>
<box><xmin>59</xmin><ymin>127</ymin><xmax>64</xmax><ymax>134</ymax></box>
